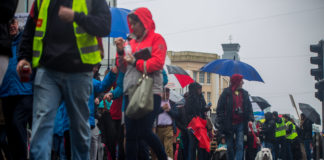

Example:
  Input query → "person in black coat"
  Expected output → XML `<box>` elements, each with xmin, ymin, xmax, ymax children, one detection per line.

<box><xmin>215</xmin><ymin>74</ymin><xmax>254</xmax><ymax>160</ymax></box>
<box><xmin>184</xmin><ymin>82</ymin><xmax>210</xmax><ymax>160</ymax></box>
<box><xmin>260</xmin><ymin>112</ymin><xmax>276</xmax><ymax>154</ymax></box>
<box><xmin>301</xmin><ymin>113</ymin><xmax>314</xmax><ymax>160</ymax></box>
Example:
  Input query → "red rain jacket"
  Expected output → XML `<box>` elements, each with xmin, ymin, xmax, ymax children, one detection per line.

<box><xmin>187</xmin><ymin>116</ymin><xmax>211</xmax><ymax>152</ymax></box>
<box><xmin>127</xmin><ymin>7</ymin><xmax>167</xmax><ymax>73</ymax></box>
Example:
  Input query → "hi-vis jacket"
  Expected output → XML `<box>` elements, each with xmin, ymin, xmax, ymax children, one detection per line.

<box><xmin>18</xmin><ymin>0</ymin><xmax>111</xmax><ymax>72</ymax></box>
<box><xmin>33</xmin><ymin>0</ymin><xmax>100</xmax><ymax>68</ymax></box>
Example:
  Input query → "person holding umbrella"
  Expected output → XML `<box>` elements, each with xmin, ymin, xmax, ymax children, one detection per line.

<box><xmin>301</xmin><ymin>113</ymin><xmax>314</xmax><ymax>160</ymax></box>
<box><xmin>215</xmin><ymin>74</ymin><xmax>254</xmax><ymax>160</ymax></box>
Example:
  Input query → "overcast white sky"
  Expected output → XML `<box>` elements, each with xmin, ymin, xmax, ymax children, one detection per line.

<box><xmin>118</xmin><ymin>0</ymin><xmax>324</xmax><ymax>123</ymax></box>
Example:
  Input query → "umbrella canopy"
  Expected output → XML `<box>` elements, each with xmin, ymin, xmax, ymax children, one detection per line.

<box><xmin>200</xmin><ymin>59</ymin><xmax>264</xmax><ymax>82</ymax></box>
<box><xmin>166</xmin><ymin>65</ymin><xmax>194</xmax><ymax>88</ymax></box>
<box><xmin>169</xmin><ymin>90</ymin><xmax>183</xmax><ymax>103</ymax></box>
<box><xmin>299</xmin><ymin>103</ymin><xmax>321</xmax><ymax>125</ymax></box>
<box><xmin>109</xmin><ymin>8</ymin><xmax>130</xmax><ymax>39</ymax></box>
<box><xmin>251</xmin><ymin>96</ymin><xmax>271</xmax><ymax>110</ymax></box>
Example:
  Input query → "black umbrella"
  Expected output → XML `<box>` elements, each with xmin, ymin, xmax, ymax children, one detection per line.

<box><xmin>251</xmin><ymin>96</ymin><xmax>271</xmax><ymax>110</ymax></box>
<box><xmin>299</xmin><ymin>103</ymin><xmax>321</xmax><ymax>125</ymax></box>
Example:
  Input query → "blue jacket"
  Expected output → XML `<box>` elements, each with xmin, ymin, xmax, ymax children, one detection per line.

<box><xmin>162</xmin><ymin>69</ymin><xmax>168</xmax><ymax>86</ymax></box>
<box><xmin>53</xmin><ymin>103</ymin><xmax>69</xmax><ymax>136</ymax></box>
<box><xmin>110</xmin><ymin>72</ymin><xmax>124</xmax><ymax>99</ymax></box>
<box><xmin>0</xmin><ymin>32</ymin><xmax>33</xmax><ymax>97</ymax></box>
<box><xmin>89</xmin><ymin>71</ymin><xmax>116</xmax><ymax>126</ymax></box>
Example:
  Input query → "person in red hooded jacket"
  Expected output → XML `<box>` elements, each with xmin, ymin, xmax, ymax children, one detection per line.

<box><xmin>215</xmin><ymin>74</ymin><xmax>254</xmax><ymax>160</ymax></box>
<box><xmin>114</xmin><ymin>7</ymin><xmax>168</xmax><ymax>160</ymax></box>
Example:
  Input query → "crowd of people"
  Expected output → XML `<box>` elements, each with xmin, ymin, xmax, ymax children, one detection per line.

<box><xmin>0</xmin><ymin>0</ymin><xmax>318</xmax><ymax>160</ymax></box>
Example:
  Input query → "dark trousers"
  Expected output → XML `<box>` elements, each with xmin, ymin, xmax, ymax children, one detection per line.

<box><xmin>245</xmin><ymin>133</ymin><xmax>259</xmax><ymax>160</ymax></box>
<box><xmin>97</xmin><ymin>110</ymin><xmax>121</xmax><ymax>160</ymax></box>
<box><xmin>2</xmin><ymin>95</ymin><xmax>33</xmax><ymax>160</ymax></box>
<box><xmin>181</xmin><ymin>129</ymin><xmax>189</xmax><ymax>160</ymax></box>
<box><xmin>106</xmin><ymin>119</ymin><xmax>121</xmax><ymax>160</ymax></box>
<box><xmin>0</xmin><ymin>126</ymin><xmax>11</xmax><ymax>160</ymax></box>
<box><xmin>304</xmin><ymin>139</ymin><xmax>312</xmax><ymax>160</ymax></box>
<box><xmin>138</xmin><ymin>141</ymin><xmax>150</xmax><ymax>160</ymax></box>
<box><xmin>188</xmin><ymin>130</ymin><xmax>210</xmax><ymax>160</ymax></box>
<box><xmin>118</xmin><ymin>124</ymin><xmax>126</xmax><ymax>160</ymax></box>
<box><xmin>274</xmin><ymin>137</ymin><xmax>287</xmax><ymax>160</ymax></box>
<box><xmin>125</xmin><ymin>95</ymin><xmax>167</xmax><ymax>160</ymax></box>
<box><xmin>188</xmin><ymin>130</ymin><xmax>198</xmax><ymax>160</ymax></box>
<box><xmin>64</xmin><ymin>130</ymin><xmax>71</xmax><ymax>160</ymax></box>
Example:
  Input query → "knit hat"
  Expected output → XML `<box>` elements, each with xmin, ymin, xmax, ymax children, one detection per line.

<box><xmin>230</xmin><ymin>74</ymin><xmax>243</xmax><ymax>92</ymax></box>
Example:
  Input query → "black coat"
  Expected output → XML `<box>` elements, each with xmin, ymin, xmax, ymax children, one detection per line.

<box><xmin>0</xmin><ymin>0</ymin><xmax>18</xmax><ymax>57</ymax></box>
<box><xmin>261</xmin><ymin>119</ymin><xmax>276</xmax><ymax>143</ymax></box>
<box><xmin>215</xmin><ymin>87</ymin><xmax>254</xmax><ymax>135</ymax></box>
<box><xmin>184</xmin><ymin>93</ymin><xmax>208</xmax><ymax>124</ymax></box>
<box><xmin>302</xmin><ymin>119</ymin><xmax>313</xmax><ymax>140</ymax></box>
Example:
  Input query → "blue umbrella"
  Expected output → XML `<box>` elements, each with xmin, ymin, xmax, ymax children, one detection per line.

<box><xmin>200</xmin><ymin>59</ymin><xmax>264</xmax><ymax>82</ymax></box>
<box><xmin>109</xmin><ymin>7</ymin><xmax>130</xmax><ymax>39</ymax></box>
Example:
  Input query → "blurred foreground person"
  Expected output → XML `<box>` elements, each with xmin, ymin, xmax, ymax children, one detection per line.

<box><xmin>115</xmin><ymin>7</ymin><xmax>168</xmax><ymax>160</ymax></box>
<box><xmin>16</xmin><ymin>0</ymin><xmax>111</xmax><ymax>159</ymax></box>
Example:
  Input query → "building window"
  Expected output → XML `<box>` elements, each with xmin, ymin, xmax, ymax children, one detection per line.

<box><xmin>193</xmin><ymin>71</ymin><xmax>197</xmax><ymax>81</ymax></box>
<box><xmin>207</xmin><ymin>73</ymin><xmax>211</xmax><ymax>84</ymax></box>
<box><xmin>199</xmin><ymin>72</ymin><xmax>205</xmax><ymax>83</ymax></box>
<box><xmin>207</xmin><ymin>92</ymin><xmax>211</xmax><ymax>103</ymax></box>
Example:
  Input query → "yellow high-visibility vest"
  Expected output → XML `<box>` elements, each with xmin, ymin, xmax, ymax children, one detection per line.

<box><xmin>32</xmin><ymin>0</ymin><xmax>101</xmax><ymax>68</ymax></box>
<box><xmin>275</xmin><ymin>118</ymin><xmax>286</xmax><ymax>138</ymax></box>
<box><xmin>286</xmin><ymin>121</ymin><xmax>298</xmax><ymax>140</ymax></box>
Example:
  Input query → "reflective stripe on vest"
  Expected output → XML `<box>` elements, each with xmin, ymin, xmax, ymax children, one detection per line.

<box><xmin>275</xmin><ymin>118</ymin><xmax>286</xmax><ymax>137</ymax></box>
<box><xmin>32</xmin><ymin>0</ymin><xmax>101</xmax><ymax>68</ymax></box>
<box><xmin>286</xmin><ymin>121</ymin><xmax>298</xmax><ymax>140</ymax></box>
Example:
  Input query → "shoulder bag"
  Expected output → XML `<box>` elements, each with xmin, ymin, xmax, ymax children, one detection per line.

<box><xmin>126</xmin><ymin>61</ymin><xmax>154</xmax><ymax>119</ymax></box>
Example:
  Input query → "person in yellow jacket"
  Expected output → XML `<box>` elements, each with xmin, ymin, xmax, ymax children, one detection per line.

<box><xmin>283</xmin><ymin>114</ymin><xmax>299</xmax><ymax>160</ymax></box>
<box><xmin>16</xmin><ymin>0</ymin><xmax>111</xmax><ymax>159</ymax></box>
<box><xmin>273</xmin><ymin>111</ymin><xmax>287</xmax><ymax>160</ymax></box>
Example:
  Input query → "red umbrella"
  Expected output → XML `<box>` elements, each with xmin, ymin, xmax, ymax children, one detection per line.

<box><xmin>166</xmin><ymin>65</ymin><xmax>194</xmax><ymax>88</ymax></box>
<box><xmin>187</xmin><ymin>117</ymin><xmax>211</xmax><ymax>152</ymax></box>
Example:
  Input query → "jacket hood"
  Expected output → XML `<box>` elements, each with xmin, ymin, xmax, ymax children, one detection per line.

<box><xmin>265</xmin><ymin>112</ymin><xmax>273</xmax><ymax>121</ymax></box>
<box><xmin>188</xmin><ymin>82</ymin><xmax>202</xmax><ymax>96</ymax></box>
<box><xmin>128</xmin><ymin>7</ymin><xmax>155</xmax><ymax>34</ymax></box>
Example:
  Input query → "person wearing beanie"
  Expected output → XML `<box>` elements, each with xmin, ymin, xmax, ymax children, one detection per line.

<box><xmin>215</xmin><ymin>74</ymin><xmax>254</xmax><ymax>160</ymax></box>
